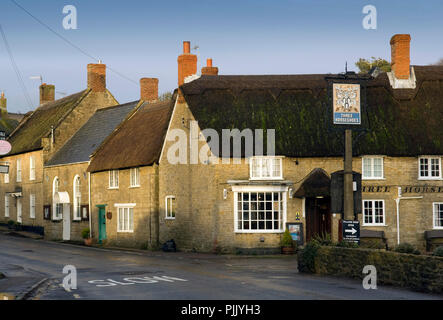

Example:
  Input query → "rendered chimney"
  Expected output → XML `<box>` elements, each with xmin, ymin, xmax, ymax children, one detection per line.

<box><xmin>87</xmin><ymin>63</ymin><xmax>106</xmax><ymax>92</ymax></box>
<box><xmin>140</xmin><ymin>78</ymin><xmax>159</xmax><ymax>102</ymax></box>
<box><xmin>201</xmin><ymin>58</ymin><xmax>219</xmax><ymax>76</ymax></box>
<box><xmin>39</xmin><ymin>83</ymin><xmax>55</xmax><ymax>105</ymax></box>
<box><xmin>0</xmin><ymin>92</ymin><xmax>7</xmax><ymax>118</ymax></box>
<box><xmin>390</xmin><ymin>34</ymin><xmax>411</xmax><ymax>80</ymax></box>
<box><xmin>177</xmin><ymin>41</ymin><xmax>197</xmax><ymax>87</ymax></box>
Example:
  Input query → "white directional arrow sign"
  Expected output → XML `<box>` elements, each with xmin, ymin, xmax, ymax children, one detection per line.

<box><xmin>345</xmin><ymin>227</ymin><xmax>357</xmax><ymax>234</ymax></box>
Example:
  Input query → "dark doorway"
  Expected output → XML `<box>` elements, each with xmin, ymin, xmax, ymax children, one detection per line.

<box><xmin>305</xmin><ymin>197</ymin><xmax>331</xmax><ymax>242</ymax></box>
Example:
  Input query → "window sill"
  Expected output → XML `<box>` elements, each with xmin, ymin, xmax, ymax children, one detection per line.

<box><xmin>235</xmin><ymin>230</ymin><xmax>284</xmax><ymax>234</ymax></box>
<box><xmin>165</xmin><ymin>217</ymin><xmax>176</xmax><ymax>220</ymax></box>
<box><xmin>117</xmin><ymin>230</ymin><xmax>134</xmax><ymax>233</ymax></box>
<box><xmin>129</xmin><ymin>185</ymin><xmax>140</xmax><ymax>189</ymax></box>
<box><xmin>108</xmin><ymin>187</ymin><xmax>119</xmax><ymax>190</ymax></box>
<box><xmin>363</xmin><ymin>224</ymin><xmax>387</xmax><ymax>227</ymax></box>
<box><xmin>433</xmin><ymin>227</ymin><xmax>443</xmax><ymax>230</ymax></box>
<box><xmin>418</xmin><ymin>177</ymin><xmax>443</xmax><ymax>181</ymax></box>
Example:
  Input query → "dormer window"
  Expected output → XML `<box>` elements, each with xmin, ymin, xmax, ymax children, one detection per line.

<box><xmin>250</xmin><ymin>156</ymin><xmax>283</xmax><ymax>180</ymax></box>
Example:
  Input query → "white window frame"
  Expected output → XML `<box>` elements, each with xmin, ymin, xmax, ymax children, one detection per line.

<box><xmin>362</xmin><ymin>199</ymin><xmax>386</xmax><ymax>226</ymax></box>
<box><xmin>115</xmin><ymin>203</ymin><xmax>135</xmax><ymax>233</ymax></box>
<box><xmin>418</xmin><ymin>157</ymin><xmax>442</xmax><ymax>180</ymax></box>
<box><xmin>73</xmin><ymin>175</ymin><xmax>81</xmax><ymax>221</ymax></box>
<box><xmin>16</xmin><ymin>159</ymin><xmax>21</xmax><ymax>182</ymax></box>
<box><xmin>165</xmin><ymin>195</ymin><xmax>176</xmax><ymax>220</ymax></box>
<box><xmin>130</xmin><ymin>167</ymin><xmax>140</xmax><ymax>187</ymax></box>
<box><xmin>30</xmin><ymin>194</ymin><xmax>35</xmax><ymax>219</ymax></box>
<box><xmin>249</xmin><ymin>156</ymin><xmax>284</xmax><ymax>180</ymax></box>
<box><xmin>109</xmin><ymin>170</ymin><xmax>119</xmax><ymax>189</ymax></box>
<box><xmin>233</xmin><ymin>185</ymin><xmax>288</xmax><ymax>233</ymax></box>
<box><xmin>52</xmin><ymin>176</ymin><xmax>62</xmax><ymax>220</ymax></box>
<box><xmin>29</xmin><ymin>156</ymin><xmax>35</xmax><ymax>181</ymax></box>
<box><xmin>5</xmin><ymin>195</ymin><xmax>9</xmax><ymax>218</ymax></box>
<box><xmin>362</xmin><ymin>156</ymin><xmax>384</xmax><ymax>180</ymax></box>
<box><xmin>433</xmin><ymin>202</ymin><xmax>443</xmax><ymax>230</ymax></box>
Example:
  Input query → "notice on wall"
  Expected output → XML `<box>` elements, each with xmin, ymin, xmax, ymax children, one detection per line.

<box><xmin>333</xmin><ymin>83</ymin><xmax>361</xmax><ymax>125</ymax></box>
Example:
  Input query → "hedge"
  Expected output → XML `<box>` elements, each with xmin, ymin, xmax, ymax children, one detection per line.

<box><xmin>298</xmin><ymin>245</ymin><xmax>443</xmax><ymax>294</ymax></box>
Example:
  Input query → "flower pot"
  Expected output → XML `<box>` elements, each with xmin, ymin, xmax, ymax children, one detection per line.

<box><xmin>84</xmin><ymin>238</ymin><xmax>93</xmax><ymax>246</ymax></box>
<box><xmin>281</xmin><ymin>246</ymin><xmax>295</xmax><ymax>255</ymax></box>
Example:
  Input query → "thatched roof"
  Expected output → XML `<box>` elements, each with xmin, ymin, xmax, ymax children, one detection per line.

<box><xmin>180</xmin><ymin>66</ymin><xmax>443</xmax><ymax>157</ymax></box>
<box><xmin>46</xmin><ymin>101</ymin><xmax>138</xmax><ymax>166</ymax></box>
<box><xmin>6</xmin><ymin>90</ymin><xmax>90</xmax><ymax>156</ymax></box>
<box><xmin>87</xmin><ymin>95</ymin><xmax>176</xmax><ymax>172</ymax></box>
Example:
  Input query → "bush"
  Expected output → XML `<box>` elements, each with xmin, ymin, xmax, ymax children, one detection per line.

<box><xmin>14</xmin><ymin>222</ymin><xmax>22</xmax><ymax>231</ymax></box>
<box><xmin>281</xmin><ymin>229</ymin><xmax>293</xmax><ymax>247</ymax></box>
<box><xmin>7</xmin><ymin>220</ymin><xmax>14</xmax><ymax>227</ymax></box>
<box><xmin>336</xmin><ymin>240</ymin><xmax>359</xmax><ymax>248</ymax></box>
<box><xmin>311</xmin><ymin>233</ymin><xmax>333</xmax><ymax>246</ymax></box>
<box><xmin>298</xmin><ymin>241</ymin><xmax>320</xmax><ymax>273</ymax></box>
<box><xmin>81</xmin><ymin>228</ymin><xmax>90</xmax><ymax>239</ymax></box>
<box><xmin>433</xmin><ymin>246</ymin><xmax>443</xmax><ymax>257</ymax></box>
<box><xmin>394</xmin><ymin>243</ymin><xmax>420</xmax><ymax>255</ymax></box>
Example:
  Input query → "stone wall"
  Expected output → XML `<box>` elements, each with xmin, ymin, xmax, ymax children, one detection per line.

<box><xmin>298</xmin><ymin>245</ymin><xmax>443</xmax><ymax>294</ymax></box>
<box><xmin>90</xmin><ymin>166</ymin><xmax>156</xmax><ymax>249</ymax></box>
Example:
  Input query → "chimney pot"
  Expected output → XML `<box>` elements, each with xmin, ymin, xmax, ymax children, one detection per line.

<box><xmin>140</xmin><ymin>78</ymin><xmax>159</xmax><ymax>102</ymax></box>
<box><xmin>39</xmin><ymin>83</ymin><xmax>55</xmax><ymax>105</ymax></box>
<box><xmin>183</xmin><ymin>41</ymin><xmax>191</xmax><ymax>54</ymax></box>
<box><xmin>201</xmin><ymin>58</ymin><xmax>219</xmax><ymax>76</ymax></box>
<box><xmin>87</xmin><ymin>63</ymin><xmax>107</xmax><ymax>92</ymax></box>
<box><xmin>390</xmin><ymin>34</ymin><xmax>411</xmax><ymax>80</ymax></box>
<box><xmin>177</xmin><ymin>41</ymin><xmax>197</xmax><ymax>88</ymax></box>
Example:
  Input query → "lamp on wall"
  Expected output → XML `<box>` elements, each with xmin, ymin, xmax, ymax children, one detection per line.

<box><xmin>223</xmin><ymin>189</ymin><xmax>228</xmax><ymax>200</ymax></box>
<box><xmin>288</xmin><ymin>188</ymin><xmax>293</xmax><ymax>199</ymax></box>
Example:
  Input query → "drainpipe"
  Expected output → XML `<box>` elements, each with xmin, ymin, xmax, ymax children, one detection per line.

<box><xmin>88</xmin><ymin>171</ymin><xmax>92</xmax><ymax>238</ymax></box>
<box><xmin>395</xmin><ymin>187</ymin><xmax>423</xmax><ymax>245</ymax></box>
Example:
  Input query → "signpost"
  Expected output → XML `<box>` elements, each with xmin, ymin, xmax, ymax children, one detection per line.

<box><xmin>342</xmin><ymin>220</ymin><xmax>360</xmax><ymax>244</ymax></box>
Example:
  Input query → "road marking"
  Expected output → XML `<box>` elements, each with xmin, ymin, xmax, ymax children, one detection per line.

<box><xmin>88</xmin><ymin>275</ymin><xmax>188</xmax><ymax>287</ymax></box>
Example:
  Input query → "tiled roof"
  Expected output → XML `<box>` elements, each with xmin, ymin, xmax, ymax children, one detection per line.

<box><xmin>46</xmin><ymin>101</ymin><xmax>139</xmax><ymax>166</ymax></box>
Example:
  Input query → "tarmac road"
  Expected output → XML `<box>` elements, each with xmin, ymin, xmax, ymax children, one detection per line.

<box><xmin>0</xmin><ymin>233</ymin><xmax>441</xmax><ymax>300</ymax></box>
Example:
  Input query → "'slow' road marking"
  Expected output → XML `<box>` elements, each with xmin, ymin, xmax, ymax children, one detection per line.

<box><xmin>88</xmin><ymin>275</ymin><xmax>188</xmax><ymax>287</ymax></box>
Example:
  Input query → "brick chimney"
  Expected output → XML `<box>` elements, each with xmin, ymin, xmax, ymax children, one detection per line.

<box><xmin>201</xmin><ymin>58</ymin><xmax>219</xmax><ymax>76</ymax></box>
<box><xmin>177</xmin><ymin>41</ymin><xmax>197</xmax><ymax>87</ymax></box>
<box><xmin>87</xmin><ymin>63</ymin><xmax>106</xmax><ymax>92</ymax></box>
<box><xmin>0</xmin><ymin>92</ymin><xmax>7</xmax><ymax>118</ymax></box>
<box><xmin>390</xmin><ymin>34</ymin><xmax>411</xmax><ymax>80</ymax></box>
<box><xmin>140</xmin><ymin>78</ymin><xmax>158</xmax><ymax>102</ymax></box>
<box><xmin>39</xmin><ymin>83</ymin><xmax>55</xmax><ymax>105</ymax></box>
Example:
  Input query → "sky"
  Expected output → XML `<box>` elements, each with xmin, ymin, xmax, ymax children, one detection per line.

<box><xmin>0</xmin><ymin>0</ymin><xmax>442</xmax><ymax>113</ymax></box>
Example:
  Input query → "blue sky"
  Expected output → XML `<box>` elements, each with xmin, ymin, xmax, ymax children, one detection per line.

<box><xmin>1</xmin><ymin>0</ymin><xmax>442</xmax><ymax>113</ymax></box>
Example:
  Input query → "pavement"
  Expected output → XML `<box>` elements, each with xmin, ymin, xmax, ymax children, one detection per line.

<box><xmin>0</xmin><ymin>231</ymin><xmax>442</xmax><ymax>300</ymax></box>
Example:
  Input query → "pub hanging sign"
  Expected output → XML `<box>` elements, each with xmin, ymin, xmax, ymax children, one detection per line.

<box><xmin>333</xmin><ymin>83</ymin><xmax>361</xmax><ymax>125</ymax></box>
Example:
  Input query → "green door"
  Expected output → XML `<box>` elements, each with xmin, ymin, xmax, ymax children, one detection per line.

<box><xmin>97</xmin><ymin>205</ymin><xmax>107</xmax><ymax>243</ymax></box>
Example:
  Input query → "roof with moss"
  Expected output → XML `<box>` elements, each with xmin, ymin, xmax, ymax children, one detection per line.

<box><xmin>6</xmin><ymin>90</ymin><xmax>90</xmax><ymax>156</ymax></box>
<box><xmin>180</xmin><ymin>66</ymin><xmax>443</xmax><ymax>157</ymax></box>
<box><xmin>0</xmin><ymin>117</ymin><xmax>20</xmax><ymax>136</ymax></box>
